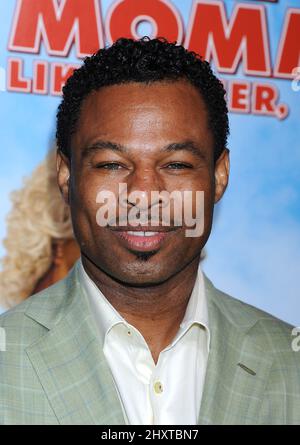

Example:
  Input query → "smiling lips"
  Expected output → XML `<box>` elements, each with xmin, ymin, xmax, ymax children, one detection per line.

<box><xmin>110</xmin><ymin>227</ymin><xmax>179</xmax><ymax>251</ymax></box>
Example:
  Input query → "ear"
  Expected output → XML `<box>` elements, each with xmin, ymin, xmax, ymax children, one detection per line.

<box><xmin>214</xmin><ymin>148</ymin><xmax>230</xmax><ymax>203</ymax></box>
<box><xmin>57</xmin><ymin>150</ymin><xmax>71</xmax><ymax>204</ymax></box>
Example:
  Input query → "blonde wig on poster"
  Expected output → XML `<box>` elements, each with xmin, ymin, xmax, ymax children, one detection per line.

<box><xmin>0</xmin><ymin>149</ymin><xmax>74</xmax><ymax>309</ymax></box>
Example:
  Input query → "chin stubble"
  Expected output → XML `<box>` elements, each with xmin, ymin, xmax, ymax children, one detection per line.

<box><xmin>129</xmin><ymin>249</ymin><xmax>158</xmax><ymax>261</ymax></box>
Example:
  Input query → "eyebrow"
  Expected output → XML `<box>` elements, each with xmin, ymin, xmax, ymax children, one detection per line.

<box><xmin>81</xmin><ymin>139</ymin><xmax>206</xmax><ymax>161</ymax></box>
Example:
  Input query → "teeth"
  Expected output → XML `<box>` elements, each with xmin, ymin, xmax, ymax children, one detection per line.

<box><xmin>127</xmin><ymin>231</ymin><xmax>159</xmax><ymax>237</ymax></box>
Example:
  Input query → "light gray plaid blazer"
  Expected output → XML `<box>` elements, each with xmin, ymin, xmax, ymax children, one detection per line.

<box><xmin>1</xmin><ymin>259</ymin><xmax>300</xmax><ymax>424</ymax></box>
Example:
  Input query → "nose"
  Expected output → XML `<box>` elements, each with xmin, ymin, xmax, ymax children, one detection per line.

<box><xmin>120</xmin><ymin>167</ymin><xmax>165</xmax><ymax>211</ymax></box>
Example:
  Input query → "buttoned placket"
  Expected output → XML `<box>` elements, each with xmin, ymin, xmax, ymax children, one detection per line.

<box><xmin>123</xmin><ymin>321</ymin><xmax>195</xmax><ymax>425</ymax></box>
<box><xmin>122</xmin><ymin>321</ymin><xmax>173</xmax><ymax>425</ymax></box>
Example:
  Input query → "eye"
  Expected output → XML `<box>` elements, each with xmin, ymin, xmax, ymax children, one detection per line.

<box><xmin>165</xmin><ymin>162</ymin><xmax>192</xmax><ymax>169</ymax></box>
<box><xmin>95</xmin><ymin>162</ymin><xmax>123</xmax><ymax>170</ymax></box>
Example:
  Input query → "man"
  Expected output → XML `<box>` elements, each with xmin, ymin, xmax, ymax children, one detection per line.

<box><xmin>0</xmin><ymin>37</ymin><xmax>299</xmax><ymax>425</ymax></box>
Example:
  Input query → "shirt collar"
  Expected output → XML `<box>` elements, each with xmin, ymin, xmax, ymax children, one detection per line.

<box><xmin>78</xmin><ymin>257</ymin><xmax>210</xmax><ymax>350</ymax></box>
<box><xmin>171</xmin><ymin>264</ymin><xmax>210</xmax><ymax>350</ymax></box>
<box><xmin>78</xmin><ymin>258</ymin><xmax>126</xmax><ymax>344</ymax></box>
<box><xmin>180</xmin><ymin>264</ymin><xmax>209</xmax><ymax>330</ymax></box>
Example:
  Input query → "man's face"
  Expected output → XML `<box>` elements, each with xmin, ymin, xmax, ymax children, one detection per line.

<box><xmin>57</xmin><ymin>80</ymin><xmax>229</xmax><ymax>285</ymax></box>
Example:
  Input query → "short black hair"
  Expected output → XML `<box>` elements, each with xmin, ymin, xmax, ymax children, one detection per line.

<box><xmin>56</xmin><ymin>37</ymin><xmax>229</xmax><ymax>161</ymax></box>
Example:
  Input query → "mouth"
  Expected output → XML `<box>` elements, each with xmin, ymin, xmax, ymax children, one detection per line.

<box><xmin>109</xmin><ymin>226</ymin><xmax>181</xmax><ymax>252</ymax></box>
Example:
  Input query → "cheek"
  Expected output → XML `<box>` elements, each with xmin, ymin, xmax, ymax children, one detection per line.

<box><xmin>74</xmin><ymin>172</ymin><xmax>118</xmax><ymax>211</ymax></box>
<box><xmin>172</xmin><ymin>176</ymin><xmax>214</xmax><ymax>211</ymax></box>
<box><xmin>183</xmin><ymin>178</ymin><xmax>214</xmax><ymax>239</ymax></box>
<box><xmin>69</xmin><ymin>177</ymin><xmax>102</xmax><ymax>237</ymax></box>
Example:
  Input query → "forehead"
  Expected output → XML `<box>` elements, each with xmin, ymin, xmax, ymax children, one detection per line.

<box><xmin>72</xmin><ymin>80</ymin><xmax>213</xmax><ymax>152</ymax></box>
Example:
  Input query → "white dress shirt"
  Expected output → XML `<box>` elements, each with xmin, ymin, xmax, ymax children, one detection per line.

<box><xmin>78</xmin><ymin>258</ymin><xmax>210</xmax><ymax>425</ymax></box>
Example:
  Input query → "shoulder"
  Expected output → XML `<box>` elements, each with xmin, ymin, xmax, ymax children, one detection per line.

<box><xmin>204</xmin><ymin>274</ymin><xmax>298</xmax><ymax>356</ymax></box>
<box><xmin>0</xmin><ymin>279</ymin><xmax>72</xmax><ymax>425</ymax></box>
<box><xmin>0</xmin><ymin>263</ymin><xmax>80</xmax><ymax>348</ymax></box>
<box><xmin>205</xmin><ymin>276</ymin><xmax>300</xmax><ymax>413</ymax></box>
<box><xmin>0</xmin><ymin>286</ymin><xmax>57</xmax><ymax>354</ymax></box>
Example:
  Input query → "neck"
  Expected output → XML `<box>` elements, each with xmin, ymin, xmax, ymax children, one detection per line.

<box><xmin>81</xmin><ymin>254</ymin><xmax>200</xmax><ymax>364</ymax></box>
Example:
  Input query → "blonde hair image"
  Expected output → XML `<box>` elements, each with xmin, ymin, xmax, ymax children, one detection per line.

<box><xmin>0</xmin><ymin>148</ymin><xmax>74</xmax><ymax>309</ymax></box>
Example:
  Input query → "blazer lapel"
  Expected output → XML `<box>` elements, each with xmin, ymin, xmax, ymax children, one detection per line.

<box><xmin>25</xmin><ymin>263</ymin><xmax>126</xmax><ymax>425</ymax></box>
<box><xmin>198</xmin><ymin>276</ymin><xmax>274</xmax><ymax>425</ymax></box>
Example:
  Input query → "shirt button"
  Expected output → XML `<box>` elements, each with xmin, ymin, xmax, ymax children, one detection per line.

<box><xmin>127</xmin><ymin>329</ymin><xmax>132</xmax><ymax>336</ymax></box>
<box><xmin>153</xmin><ymin>381</ymin><xmax>163</xmax><ymax>394</ymax></box>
